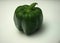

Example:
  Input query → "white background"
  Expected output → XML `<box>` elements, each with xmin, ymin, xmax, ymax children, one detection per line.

<box><xmin>0</xmin><ymin>0</ymin><xmax>60</xmax><ymax>43</ymax></box>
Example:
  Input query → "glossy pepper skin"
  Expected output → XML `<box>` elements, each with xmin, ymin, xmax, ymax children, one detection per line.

<box><xmin>14</xmin><ymin>3</ymin><xmax>43</xmax><ymax>35</ymax></box>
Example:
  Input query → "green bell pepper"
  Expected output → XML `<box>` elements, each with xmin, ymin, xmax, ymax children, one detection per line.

<box><xmin>14</xmin><ymin>3</ymin><xmax>43</xmax><ymax>35</ymax></box>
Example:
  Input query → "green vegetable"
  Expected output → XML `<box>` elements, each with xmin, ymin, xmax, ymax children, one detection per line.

<box><xmin>14</xmin><ymin>3</ymin><xmax>43</xmax><ymax>35</ymax></box>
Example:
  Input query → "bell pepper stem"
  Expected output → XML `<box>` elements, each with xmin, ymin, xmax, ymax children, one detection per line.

<box><xmin>26</xmin><ymin>3</ymin><xmax>37</xmax><ymax>13</ymax></box>
<box><xmin>30</xmin><ymin>3</ymin><xmax>37</xmax><ymax>9</ymax></box>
